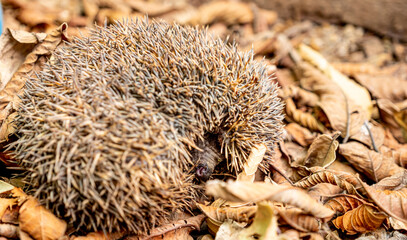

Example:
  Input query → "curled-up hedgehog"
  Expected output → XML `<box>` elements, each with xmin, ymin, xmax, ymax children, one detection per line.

<box><xmin>9</xmin><ymin>19</ymin><xmax>284</xmax><ymax>233</ymax></box>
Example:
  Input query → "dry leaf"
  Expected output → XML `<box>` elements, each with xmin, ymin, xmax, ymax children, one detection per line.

<box><xmin>350</xmin><ymin>122</ymin><xmax>385</xmax><ymax>150</ymax></box>
<box><xmin>237</xmin><ymin>144</ymin><xmax>266</xmax><ymax>182</ymax></box>
<box><xmin>206</xmin><ymin>180</ymin><xmax>334</xmax><ymax>221</ymax></box>
<box><xmin>332</xmin><ymin>204</ymin><xmax>387</xmax><ymax>235</ymax></box>
<box><xmin>339</xmin><ymin>141</ymin><xmax>405</xmax><ymax>182</ymax></box>
<box><xmin>360</xmin><ymin>181</ymin><xmax>407</xmax><ymax>223</ymax></box>
<box><xmin>308</xmin><ymin>183</ymin><xmax>343</xmax><ymax>201</ymax></box>
<box><xmin>0</xmin><ymin>28</ymin><xmax>46</xmax><ymax>92</ymax></box>
<box><xmin>0</xmin><ymin>198</ymin><xmax>17</xmax><ymax>220</ymax></box>
<box><xmin>298</xmin><ymin>62</ymin><xmax>366</xmax><ymax>138</ymax></box>
<box><xmin>298</xmin><ymin>44</ymin><xmax>372</xmax><ymax>118</ymax></box>
<box><xmin>285</xmin><ymin>123</ymin><xmax>315</xmax><ymax>147</ymax></box>
<box><xmin>355</xmin><ymin>74</ymin><xmax>407</xmax><ymax>102</ymax></box>
<box><xmin>303</xmin><ymin>132</ymin><xmax>339</xmax><ymax>169</ymax></box>
<box><xmin>325</xmin><ymin>195</ymin><xmax>367</xmax><ymax>214</ymax></box>
<box><xmin>294</xmin><ymin>170</ymin><xmax>363</xmax><ymax>196</ymax></box>
<box><xmin>197</xmin><ymin>204</ymin><xmax>257</xmax><ymax>224</ymax></box>
<box><xmin>285</xmin><ymin>98</ymin><xmax>325</xmax><ymax>132</ymax></box>
<box><xmin>214</xmin><ymin>220</ymin><xmax>245</xmax><ymax>240</ymax></box>
<box><xmin>278</xmin><ymin>208</ymin><xmax>320</xmax><ymax>232</ymax></box>
<box><xmin>19</xmin><ymin>197</ymin><xmax>67</xmax><ymax>240</ymax></box>
<box><xmin>0</xmin><ymin>224</ymin><xmax>19</xmax><ymax>239</ymax></box>
<box><xmin>238</xmin><ymin>202</ymin><xmax>278</xmax><ymax>240</ymax></box>
<box><xmin>0</xmin><ymin>23</ymin><xmax>67</xmax><ymax>141</ymax></box>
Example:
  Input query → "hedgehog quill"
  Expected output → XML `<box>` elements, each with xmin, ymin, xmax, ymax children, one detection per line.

<box><xmin>8</xmin><ymin>19</ymin><xmax>284</xmax><ymax>233</ymax></box>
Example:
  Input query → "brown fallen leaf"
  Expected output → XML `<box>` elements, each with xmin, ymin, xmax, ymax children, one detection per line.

<box><xmin>325</xmin><ymin>195</ymin><xmax>367</xmax><ymax>214</ymax></box>
<box><xmin>294</xmin><ymin>169</ymin><xmax>364</xmax><ymax>196</ymax></box>
<box><xmin>283</xmin><ymin>85</ymin><xmax>319</xmax><ymax>108</ymax></box>
<box><xmin>285</xmin><ymin>98</ymin><xmax>325</xmax><ymax>132</ymax></box>
<box><xmin>303</xmin><ymin>132</ymin><xmax>340</xmax><ymax>169</ymax></box>
<box><xmin>355</xmin><ymin>73</ymin><xmax>407</xmax><ymax>103</ymax></box>
<box><xmin>360</xmin><ymin>181</ymin><xmax>407</xmax><ymax>223</ymax></box>
<box><xmin>0</xmin><ymin>198</ymin><xmax>17</xmax><ymax>220</ymax></box>
<box><xmin>377</xmin><ymin>99</ymin><xmax>406</xmax><ymax>143</ymax></box>
<box><xmin>237</xmin><ymin>144</ymin><xmax>266</xmax><ymax>182</ymax></box>
<box><xmin>0</xmin><ymin>23</ymin><xmax>68</xmax><ymax>141</ymax></box>
<box><xmin>277</xmin><ymin>208</ymin><xmax>320</xmax><ymax>232</ymax></box>
<box><xmin>206</xmin><ymin>180</ymin><xmax>334</xmax><ymax>222</ymax></box>
<box><xmin>238</xmin><ymin>201</ymin><xmax>279</xmax><ymax>240</ymax></box>
<box><xmin>339</xmin><ymin>141</ymin><xmax>405</xmax><ymax>182</ymax></box>
<box><xmin>284</xmin><ymin>123</ymin><xmax>315</xmax><ymax>147</ymax></box>
<box><xmin>298</xmin><ymin>62</ymin><xmax>366</xmax><ymax>139</ymax></box>
<box><xmin>197</xmin><ymin>204</ymin><xmax>257</xmax><ymax>224</ymax></box>
<box><xmin>19</xmin><ymin>197</ymin><xmax>67</xmax><ymax>240</ymax></box>
<box><xmin>332</xmin><ymin>204</ymin><xmax>387</xmax><ymax>235</ymax></box>
<box><xmin>298</xmin><ymin>44</ymin><xmax>372</xmax><ymax>119</ymax></box>
<box><xmin>381</xmin><ymin>145</ymin><xmax>407</xmax><ymax>168</ymax></box>
<box><xmin>0</xmin><ymin>28</ymin><xmax>46</xmax><ymax>92</ymax></box>
<box><xmin>0</xmin><ymin>224</ymin><xmax>19</xmax><ymax>239</ymax></box>
<box><xmin>308</xmin><ymin>183</ymin><xmax>343</xmax><ymax>201</ymax></box>
<box><xmin>350</xmin><ymin>122</ymin><xmax>385</xmax><ymax>151</ymax></box>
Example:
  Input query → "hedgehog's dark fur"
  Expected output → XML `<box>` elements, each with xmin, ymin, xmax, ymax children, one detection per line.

<box><xmin>9</xmin><ymin>19</ymin><xmax>284</xmax><ymax>233</ymax></box>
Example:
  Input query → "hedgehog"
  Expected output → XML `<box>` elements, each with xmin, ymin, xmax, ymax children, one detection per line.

<box><xmin>8</xmin><ymin>19</ymin><xmax>284</xmax><ymax>233</ymax></box>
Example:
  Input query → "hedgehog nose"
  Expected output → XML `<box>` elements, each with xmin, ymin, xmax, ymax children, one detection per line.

<box><xmin>196</xmin><ymin>164</ymin><xmax>210</xmax><ymax>181</ymax></box>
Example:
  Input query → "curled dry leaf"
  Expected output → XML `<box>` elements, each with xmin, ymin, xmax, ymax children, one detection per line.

<box><xmin>206</xmin><ymin>180</ymin><xmax>334</xmax><ymax>221</ymax></box>
<box><xmin>0</xmin><ymin>23</ymin><xmax>68</xmax><ymax>141</ymax></box>
<box><xmin>237</xmin><ymin>144</ymin><xmax>266</xmax><ymax>182</ymax></box>
<box><xmin>294</xmin><ymin>170</ymin><xmax>363</xmax><ymax>196</ymax></box>
<box><xmin>277</xmin><ymin>208</ymin><xmax>320</xmax><ymax>232</ymax></box>
<box><xmin>360</xmin><ymin>181</ymin><xmax>407</xmax><ymax>223</ymax></box>
<box><xmin>332</xmin><ymin>204</ymin><xmax>387</xmax><ymax>235</ymax></box>
<box><xmin>283</xmin><ymin>85</ymin><xmax>319</xmax><ymax>108</ymax></box>
<box><xmin>285</xmin><ymin>98</ymin><xmax>325</xmax><ymax>132</ymax></box>
<box><xmin>339</xmin><ymin>141</ymin><xmax>405</xmax><ymax>182</ymax></box>
<box><xmin>197</xmin><ymin>204</ymin><xmax>257</xmax><ymax>224</ymax></box>
<box><xmin>19</xmin><ymin>197</ymin><xmax>67</xmax><ymax>240</ymax></box>
<box><xmin>303</xmin><ymin>132</ymin><xmax>339</xmax><ymax>169</ymax></box>
<box><xmin>0</xmin><ymin>29</ymin><xmax>46</xmax><ymax>92</ymax></box>
<box><xmin>325</xmin><ymin>195</ymin><xmax>367</xmax><ymax>214</ymax></box>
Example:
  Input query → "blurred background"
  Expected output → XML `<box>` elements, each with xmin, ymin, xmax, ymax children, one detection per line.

<box><xmin>0</xmin><ymin>0</ymin><xmax>406</xmax><ymax>66</ymax></box>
